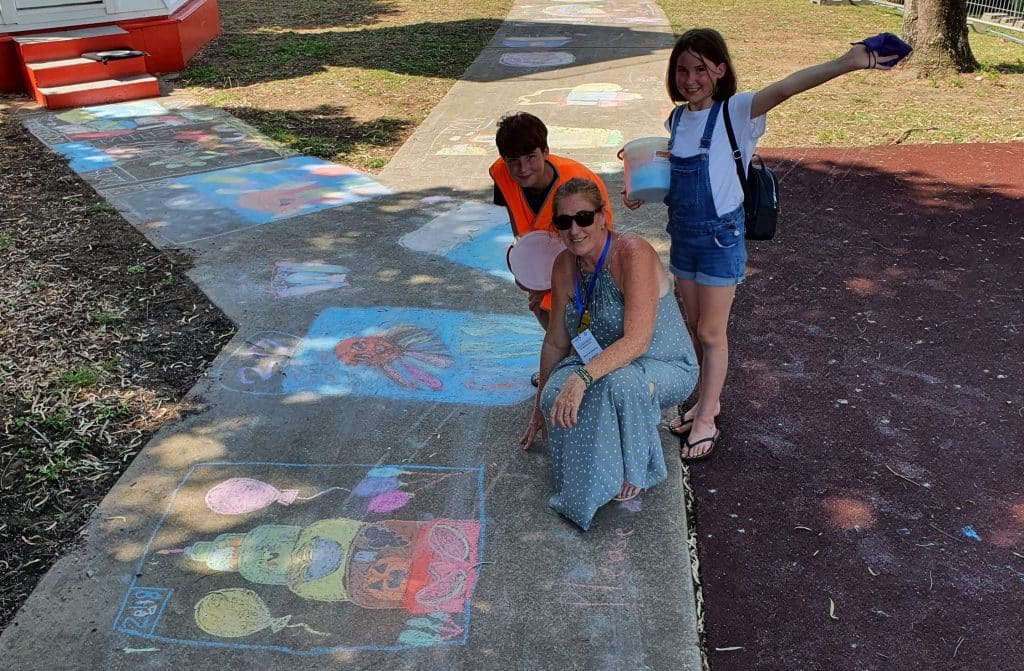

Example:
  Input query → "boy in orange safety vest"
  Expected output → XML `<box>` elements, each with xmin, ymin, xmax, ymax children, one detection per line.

<box><xmin>489</xmin><ymin>112</ymin><xmax>613</xmax><ymax>332</ymax></box>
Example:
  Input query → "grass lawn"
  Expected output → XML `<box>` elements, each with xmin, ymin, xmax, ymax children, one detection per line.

<box><xmin>657</xmin><ymin>0</ymin><xmax>1024</xmax><ymax>147</ymax></box>
<box><xmin>178</xmin><ymin>0</ymin><xmax>1023</xmax><ymax>173</ymax></box>
<box><xmin>179</xmin><ymin>0</ymin><xmax>515</xmax><ymax>172</ymax></box>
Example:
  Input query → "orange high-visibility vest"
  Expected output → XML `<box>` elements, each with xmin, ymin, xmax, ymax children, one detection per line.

<box><xmin>490</xmin><ymin>155</ymin><xmax>613</xmax><ymax>312</ymax></box>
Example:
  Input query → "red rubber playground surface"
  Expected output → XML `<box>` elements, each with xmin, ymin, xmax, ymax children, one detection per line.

<box><xmin>691</xmin><ymin>143</ymin><xmax>1023</xmax><ymax>670</ymax></box>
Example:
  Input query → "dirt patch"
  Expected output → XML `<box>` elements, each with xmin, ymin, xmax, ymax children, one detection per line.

<box><xmin>693</xmin><ymin>143</ymin><xmax>1024</xmax><ymax>669</ymax></box>
<box><xmin>0</xmin><ymin>112</ymin><xmax>235</xmax><ymax>629</ymax></box>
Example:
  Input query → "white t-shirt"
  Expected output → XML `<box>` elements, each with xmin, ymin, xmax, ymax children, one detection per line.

<box><xmin>664</xmin><ymin>92</ymin><xmax>766</xmax><ymax>218</ymax></box>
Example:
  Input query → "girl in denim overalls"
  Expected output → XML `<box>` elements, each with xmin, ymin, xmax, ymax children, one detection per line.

<box><xmin>623</xmin><ymin>28</ymin><xmax>900</xmax><ymax>460</ymax></box>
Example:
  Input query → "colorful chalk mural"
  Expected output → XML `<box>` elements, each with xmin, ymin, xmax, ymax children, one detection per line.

<box><xmin>113</xmin><ymin>462</ymin><xmax>485</xmax><ymax>653</ymax></box>
<box><xmin>271</xmin><ymin>262</ymin><xmax>352</xmax><ymax>299</ymax></box>
<box><xmin>108</xmin><ymin>157</ymin><xmax>391</xmax><ymax>244</ymax></box>
<box><xmin>173</xmin><ymin>157</ymin><xmax>391</xmax><ymax>224</ymax></box>
<box><xmin>22</xmin><ymin>100</ymin><xmax>390</xmax><ymax>246</ymax></box>
<box><xmin>218</xmin><ymin>308</ymin><xmax>541</xmax><ymax>405</ymax></box>
<box><xmin>433</xmin><ymin>120</ymin><xmax>623</xmax><ymax>155</ymax></box>
<box><xmin>517</xmin><ymin>83</ymin><xmax>643</xmax><ymax>108</ymax></box>
<box><xmin>398</xmin><ymin>202</ymin><xmax>515</xmax><ymax>283</ymax></box>
<box><xmin>23</xmin><ymin>100</ymin><xmax>290</xmax><ymax>189</ymax></box>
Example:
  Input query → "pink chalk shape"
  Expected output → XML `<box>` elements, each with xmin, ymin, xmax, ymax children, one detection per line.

<box><xmin>205</xmin><ymin>477</ymin><xmax>299</xmax><ymax>515</ymax></box>
<box><xmin>368</xmin><ymin>490</ymin><xmax>412</xmax><ymax>513</ymax></box>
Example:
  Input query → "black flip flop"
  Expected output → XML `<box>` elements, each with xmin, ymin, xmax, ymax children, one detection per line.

<box><xmin>668</xmin><ymin>403</ymin><xmax>692</xmax><ymax>436</ymax></box>
<box><xmin>669</xmin><ymin>408</ymin><xmax>721</xmax><ymax>438</ymax></box>
<box><xmin>681</xmin><ymin>429</ymin><xmax>720</xmax><ymax>462</ymax></box>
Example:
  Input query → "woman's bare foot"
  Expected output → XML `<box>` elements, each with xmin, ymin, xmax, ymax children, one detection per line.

<box><xmin>669</xmin><ymin>403</ymin><xmax>719</xmax><ymax>437</ymax></box>
<box><xmin>668</xmin><ymin>404</ymin><xmax>694</xmax><ymax>436</ymax></box>
<box><xmin>613</xmin><ymin>482</ymin><xmax>642</xmax><ymax>502</ymax></box>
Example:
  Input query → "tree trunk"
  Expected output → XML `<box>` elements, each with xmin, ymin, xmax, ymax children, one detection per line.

<box><xmin>902</xmin><ymin>0</ymin><xmax>979</xmax><ymax>73</ymax></box>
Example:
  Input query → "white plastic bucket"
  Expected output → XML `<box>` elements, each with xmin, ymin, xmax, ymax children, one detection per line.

<box><xmin>619</xmin><ymin>136</ymin><xmax>670</xmax><ymax>202</ymax></box>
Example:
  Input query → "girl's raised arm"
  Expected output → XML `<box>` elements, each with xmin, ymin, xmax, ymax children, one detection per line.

<box><xmin>750</xmin><ymin>44</ymin><xmax>897</xmax><ymax>119</ymax></box>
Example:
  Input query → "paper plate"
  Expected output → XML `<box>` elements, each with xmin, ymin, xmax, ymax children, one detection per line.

<box><xmin>506</xmin><ymin>231</ymin><xmax>566</xmax><ymax>291</ymax></box>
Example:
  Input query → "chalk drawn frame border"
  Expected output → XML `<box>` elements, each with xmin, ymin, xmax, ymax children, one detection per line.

<box><xmin>111</xmin><ymin>461</ymin><xmax>487</xmax><ymax>655</ymax></box>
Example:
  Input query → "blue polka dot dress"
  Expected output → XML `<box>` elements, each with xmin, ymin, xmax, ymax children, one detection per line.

<box><xmin>540</xmin><ymin>265</ymin><xmax>698</xmax><ymax>530</ymax></box>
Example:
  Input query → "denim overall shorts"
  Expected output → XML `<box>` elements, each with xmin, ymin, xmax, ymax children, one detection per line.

<box><xmin>664</xmin><ymin>100</ymin><xmax>747</xmax><ymax>286</ymax></box>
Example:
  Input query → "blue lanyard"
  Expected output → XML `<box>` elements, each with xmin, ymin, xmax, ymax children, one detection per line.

<box><xmin>573</xmin><ymin>232</ymin><xmax>611</xmax><ymax>320</ymax></box>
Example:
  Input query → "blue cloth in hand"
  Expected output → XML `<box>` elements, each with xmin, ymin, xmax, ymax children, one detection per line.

<box><xmin>854</xmin><ymin>33</ymin><xmax>913</xmax><ymax>66</ymax></box>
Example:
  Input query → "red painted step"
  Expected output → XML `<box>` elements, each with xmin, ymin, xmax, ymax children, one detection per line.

<box><xmin>24</xmin><ymin>55</ymin><xmax>148</xmax><ymax>90</ymax></box>
<box><xmin>12</xmin><ymin>25</ymin><xmax>140</xmax><ymax>62</ymax></box>
<box><xmin>34</xmin><ymin>75</ymin><xmax>160</xmax><ymax>109</ymax></box>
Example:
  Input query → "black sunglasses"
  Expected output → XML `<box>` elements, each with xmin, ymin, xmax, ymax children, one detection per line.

<box><xmin>553</xmin><ymin>209</ymin><xmax>598</xmax><ymax>231</ymax></box>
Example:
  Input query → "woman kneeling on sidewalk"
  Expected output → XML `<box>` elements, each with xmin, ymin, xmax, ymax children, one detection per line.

<box><xmin>520</xmin><ymin>177</ymin><xmax>699</xmax><ymax>530</ymax></box>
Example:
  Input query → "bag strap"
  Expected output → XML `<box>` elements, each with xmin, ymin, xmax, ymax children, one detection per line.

<box><xmin>667</xmin><ymin>104</ymin><xmax>684</xmax><ymax>152</ymax></box>
<box><xmin>721</xmin><ymin>97</ymin><xmax>747</xmax><ymax>188</ymax></box>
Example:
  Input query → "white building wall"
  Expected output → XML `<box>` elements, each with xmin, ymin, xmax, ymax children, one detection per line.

<box><xmin>1</xmin><ymin>0</ymin><xmax>187</xmax><ymax>31</ymax></box>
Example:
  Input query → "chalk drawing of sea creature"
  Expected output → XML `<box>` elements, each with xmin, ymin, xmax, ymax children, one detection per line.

<box><xmin>333</xmin><ymin>325</ymin><xmax>453</xmax><ymax>391</ymax></box>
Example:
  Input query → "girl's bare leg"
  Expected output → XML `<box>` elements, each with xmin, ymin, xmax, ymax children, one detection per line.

<box><xmin>680</xmin><ymin>283</ymin><xmax>735</xmax><ymax>458</ymax></box>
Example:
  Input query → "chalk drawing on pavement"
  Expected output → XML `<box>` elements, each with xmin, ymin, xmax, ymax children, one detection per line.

<box><xmin>174</xmin><ymin>157</ymin><xmax>391</xmax><ymax>224</ymax></box>
<box><xmin>218</xmin><ymin>308</ymin><xmax>541</xmax><ymax>405</ymax></box>
<box><xmin>544</xmin><ymin>4</ymin><xmax>606</xmax><ymax>19</ymax></box>
<box><xmin>499</xmin><ymin>52</ymin><xmax>575</xmax><ymax>68</ymax></box>
<box><xmin>510</xmin><ymin>1</ymin><xmax>662</xmax><ymax>25</ymax></box>
<box><xmin>502</xmin><ymin>36</ymin><xmax>573</xmax><ymax>48</ymax></box>
<box><xmin>430</xmin><ymin>117</ymin><xmax>495</xmax><ymax>156</ymax></box>
<box><xmin>433</xmin><ymin>121</ymin><xmax>622</xmax><ymax>155</ymax></box>
<box><xmin>113</xmin><ymin>462</ymin><xmax>485</xmax><ymax>653</ymax></box>
<box><xmin>517</xmin><ymin>83</ymin><xmax>643</xmax><ymax>108</ymax></box>
<box><xmin>217</xmin><ymin>332</ymin><xmax>301</xmax><ymax>396</ymax></box>
<box><xmin>589</xmin><ymin>161</ymin><xmax>624</xmax><ymax>175</ymax></box>
<box><xmin>548</xmin><ymin>4</ymin><xmax>602</xmax><ymax>17</ymax></box>
<box><xmin>548</xmin><ymin>126</ymin><xmax>624</xmax><ymax>149</ymax></box>
<box><xmin>271</xmin><ymin>262</ymin><xmax>352</xmax><ymax>299</ymax></box>
<box><xmin>24</xmin><ymin>102</ymin><xmax>290</xmax><ymax>187</ymax></box>
<box><xmin>107</xmin><ymin>157</ymin><xmax>390</xmax><ymax>244</ymax></box>
<box><xmin>333</xmin><ymin>323</ymin><xmax>455</xmax><ymax>391</ymax></box>
<box><xmin>561</xmin><ymin>528</ymin><xmax>637</xmax><ymax>609</ymax></box>
<box><xmin>398</xmin><ymin>201</ymin><xmax>514</xmax><ymax>282</ymax></box>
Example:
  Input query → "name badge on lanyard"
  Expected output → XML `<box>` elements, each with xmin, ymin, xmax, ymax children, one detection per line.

<box><xmin>571</xmin><ymin>328</ymin><xmax>602</xmax><ymax>363</ymax></box>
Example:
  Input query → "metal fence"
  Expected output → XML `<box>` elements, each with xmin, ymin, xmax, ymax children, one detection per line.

<box><xmin>878</xmin><ymin>0</ymin><xmax>1024</xmax><ymax>34</ymax></box>
<box><xmin>868</xmin><ymin>0</ymin><xmax>1024</xmax><ymax>44</ymax></box>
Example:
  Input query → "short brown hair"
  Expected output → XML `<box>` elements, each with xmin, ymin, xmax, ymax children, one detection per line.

<box><xmin>666</xmin><ymin>28</ymin><xmax>738</xmax><ymax>104</ymax></box>
<box><xmin>495</xmin><ymin>112</ymin><xmax>548</xmax><ymax>158</ymax></box>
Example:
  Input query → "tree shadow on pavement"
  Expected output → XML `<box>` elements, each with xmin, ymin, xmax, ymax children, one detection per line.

<box><xmin>185</xmin><ymin>21</ymin><xmax>669</xmax><ymax>88</ymax></box>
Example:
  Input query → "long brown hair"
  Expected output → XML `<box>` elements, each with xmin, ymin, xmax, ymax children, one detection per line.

<box><xmin>665</xmin><ymin>28</ymin><xmax>738</xmax><ymax>104</ymax></box>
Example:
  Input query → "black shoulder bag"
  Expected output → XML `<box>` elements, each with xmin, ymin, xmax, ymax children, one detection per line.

<box><xmin>722</xmin><ymin>99</ymin><xmax>779</xmax><ymax>241</ymax></box>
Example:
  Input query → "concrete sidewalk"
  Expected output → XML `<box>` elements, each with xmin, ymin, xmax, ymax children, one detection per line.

<box><xmin>0</xmin><ymin>1</ymin><xmax>703</xmax><ymax>670</ymax></box>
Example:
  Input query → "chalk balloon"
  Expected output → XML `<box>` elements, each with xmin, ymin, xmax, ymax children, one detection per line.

<box><xmin>194</xmin><ymin>588</ymin><xmax>290</xmax><ymax>638</ymax></box>
<box><xmin>205</xmin><ymin>477</ymin><xmax>299</xmax><ymax>515</ymax></box>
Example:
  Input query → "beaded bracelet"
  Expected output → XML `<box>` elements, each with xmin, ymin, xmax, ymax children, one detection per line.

<box><xmin>574</xmin><ymin>366</ymin><xmax>593</xmax><ymax>388</ymax></box>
